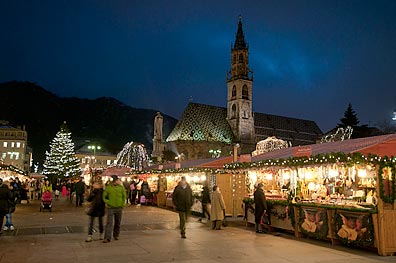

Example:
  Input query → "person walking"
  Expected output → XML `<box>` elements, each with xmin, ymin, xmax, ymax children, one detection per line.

<box><xmin>210</xmin><ymin>185</ymin><xmax>226</xmax><ymax>230</ymax></box>
<box><xmin>199</xmin><ymin>183</ymin><xmax>211</xmax><ymax>222</ymax></box>
<box><xmin>254</xmin><ymin>182</ymin><xmax>268</xmax><ymax>233</ymax></box>
<box><xmin>172</xmin><ymin>176</ymin><xmax>192</xmax><ymax>239</ymax></box>
<box><xmin>85</xmin><ymin>181</ymin><xmax>105</xmax><ymax>242</ymax></box>
<box><xmin>102</xmin><ymin>175</ymin><xmax>126</xmax><ymax>243</ymax></box>
<box><xmin>0</xmin><ymin>179</ymin><xmax>12</xmax><ymax>235</ymax></box>
<box><xmin>3</xmin><ymin>182</ymin><xmax>16</xmax><ymax>232</ymax></box>
<box><xmin>75</xmin><ymin>177</ymin><xmax>85</xmax><ymax>207</ymax></box>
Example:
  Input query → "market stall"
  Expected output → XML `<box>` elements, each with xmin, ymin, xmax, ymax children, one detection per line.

<box><xmin>233</xmin><ymin>134</ymin><xmax>396</xmax><ymax>256</ymax></box>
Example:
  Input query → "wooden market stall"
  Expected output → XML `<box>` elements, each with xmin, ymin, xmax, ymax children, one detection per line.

<box><xmin>232</xmin><ymin>134</ymin><xmax>396</xmax><ymax>256</ymax></box>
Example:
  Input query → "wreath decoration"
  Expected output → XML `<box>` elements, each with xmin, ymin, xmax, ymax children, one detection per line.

<box><xmin>378</xmin><ymin>161</ymin><xmax>396</xmax><ymax>204</ymax></box>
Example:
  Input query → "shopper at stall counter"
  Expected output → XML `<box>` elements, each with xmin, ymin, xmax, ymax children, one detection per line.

<box><xmin>172</xmin><ymin>176</ymin><xmax>192</xmax><ymax>239</ymax></box>
<box><xmin>254</xmin><ymin>182</ymin><xmax>268</xmax><ymax>233</ymax></box>
<box><xmin>102</xmin><ymin>175</ymin><xmax>126</xmax><ymax>243</ymax></box>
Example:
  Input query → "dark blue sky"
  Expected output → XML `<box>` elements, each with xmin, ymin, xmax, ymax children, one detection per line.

<box><xmin>1</xmin><ymin>0</ymin><xmax>396</xmax><ymax>132</ymax></box>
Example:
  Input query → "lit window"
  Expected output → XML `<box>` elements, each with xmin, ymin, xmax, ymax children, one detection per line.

<box><xmin>1</xmin><ymin>153</ymin><xmax>6</xmax><ymax>160</ymax></box>
<box><xmin>3</xmin><ymin>142</ymin><xmax>7</xmax><ymax>147</ymax></box>
<box><xmin>16</xmin><ymin>142</ymin><xmax>21</xmax><ymax>148</ymax></box>
<box><xmin>15</xmin><ymin>152</ymin><xmax>19</xmax><ymax>160</ymax></box>
<box><xmin>11</xmin><ymin>142</ymin><xmax>15</xmax><ymax>148</ymax></box>
<box><xmin>107</xmin><ymin>160</ymin><xmax>112</xmax><ymax>165</ymax></box>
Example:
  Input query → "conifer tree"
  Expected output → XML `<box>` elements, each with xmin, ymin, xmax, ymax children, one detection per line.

<box><xmin>43</xmin><ymin>121</ymin><xmax>81</xmax><ymax>180</ymax></box>
<box><xmin>338</xmin><ymin>103</ymin><xmax>360</xmax><ymax>127</ymax></box>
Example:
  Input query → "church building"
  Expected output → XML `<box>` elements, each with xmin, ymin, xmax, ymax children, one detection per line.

<box><xmin>165</xmin><ymin>18</ymin><xmax>322</xmax><ymax>160</ymax></box>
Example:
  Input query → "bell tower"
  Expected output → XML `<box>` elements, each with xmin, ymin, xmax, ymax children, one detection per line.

<box><xmin>227</xmin><ymin>17</ymin><xmax>255</xmax><ymax>144</ymax></box>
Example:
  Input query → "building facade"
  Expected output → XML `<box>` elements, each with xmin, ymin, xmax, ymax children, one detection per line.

<box><xmin>0</xmin><ymin>121</ymin><xmax>31</xmax><ymax>172</ymax></box>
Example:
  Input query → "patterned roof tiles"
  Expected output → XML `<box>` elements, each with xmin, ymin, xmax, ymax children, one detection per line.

<box><xmin>166</xmin><ymin>103</ymin><xmax>235</xmax><ymax>144</ymax></box>
<box><xmin>166</xmin><ymin>102</ymin><xmax>322</xmax><ymax>146</ymax></box>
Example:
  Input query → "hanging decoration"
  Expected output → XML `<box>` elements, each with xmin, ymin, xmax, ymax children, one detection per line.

<box><xmin>252</xmin><ymin>136</ymin><xmax>290</xmax><ymax>156</ymax></box>
<box><xmin>321</xmin><ymin>126</ymin><xmax>353</xmax><ymax>143</ymax></box>
<box><xmin>116</xmin><ymin>142</ymin><xmax>149</xmax><ymax>170</ymax></box>
<box><xmin>378</xmin><ymin>160</ymin><xmax>396</xmax><ymax>204</ymax></box>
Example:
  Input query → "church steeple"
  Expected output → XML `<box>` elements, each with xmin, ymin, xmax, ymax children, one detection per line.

<box><xmin>234</xmin><ymin>16</ymin><xmax>247</xmax><ymax>49</ymax></box>
<box><xmin>226</xmin><ymin>17</ymin><xmax>255</xmax><ymax>146</ymax></box>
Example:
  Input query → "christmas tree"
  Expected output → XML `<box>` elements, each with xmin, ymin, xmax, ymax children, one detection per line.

<box><xmin>43</xmin><ymin>121</ymin><xmax>81</xmax><ymax>180</ymax></box>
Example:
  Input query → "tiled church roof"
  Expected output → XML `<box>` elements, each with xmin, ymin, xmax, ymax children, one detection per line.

<box><xmin>254</xmin><ymin>112</ymin><xmax>322</xmax><ymax>146</ymax></box>
<box><xmin>166</xmin><ymin>103</ymin><xmax>235</xmax><ymax>144</ymax></box>
<box><xmin>166</xmin><ymin>102</ymin><xmax>322</xmax><ymax>146</ymax></box>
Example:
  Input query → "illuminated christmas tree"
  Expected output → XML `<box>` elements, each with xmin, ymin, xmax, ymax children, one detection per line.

<box><xmin>43</xmin><ymin>121</ymin><xmax>81</xmax><ymax>180</ymax></box>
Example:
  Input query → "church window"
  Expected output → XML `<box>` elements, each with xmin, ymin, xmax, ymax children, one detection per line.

<box><xmin>232</xmin><ymin>85</ymin><xmax>236</xmax><ymax>98</ymax></box>
<box><xmin>231</xmin><ymin>104</ymin><xmax>237</xmax><ymax>119</ymax></box>
<box><xmin>233</xmin><ymin>54</ymin><xmax>237</xmax><ymax>64</ymax></box>
<box><xmin>242</xmin><ymin>85</ymin><xmax>249</xmax><ymax>99</ymax></box>
<box><xmin>239</xmin><ymin>54</ymin><xmax>244</xmax><ymax>62</ymax></box>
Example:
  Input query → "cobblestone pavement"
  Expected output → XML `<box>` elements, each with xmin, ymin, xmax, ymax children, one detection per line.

<box><xmin>0</xmin><ymin>197</ymin><xmax>394</xmax><ymax>263</ymax></box>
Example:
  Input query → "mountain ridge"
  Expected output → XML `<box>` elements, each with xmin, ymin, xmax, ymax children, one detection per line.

<box><xmin>0</xmin><ymin>81</ymin><xmax>178</xmax><ymax>166</ymax></box>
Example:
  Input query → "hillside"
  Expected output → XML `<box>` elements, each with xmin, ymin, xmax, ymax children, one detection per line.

<box><xmin>0</xmin><ymin>81</ymin><xmax>178</xmax><ymax>165</ymax></box>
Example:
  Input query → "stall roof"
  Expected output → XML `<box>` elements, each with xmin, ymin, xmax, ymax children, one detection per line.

<box><xmin>142</xmin><ymin>157</ymin><xmax>234</xmax><ymax>172</ymax></box>
<box><xmin>101</xmin><ymin>166</ymin><xmax>132</xmax><ymax>176</ymax></box>
<box><xmin>252</xmin><ymin>134</ymin><xmax>396</xmax><ymax>162</ymax></box>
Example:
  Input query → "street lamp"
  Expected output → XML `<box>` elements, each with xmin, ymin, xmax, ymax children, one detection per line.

<box><xmin>88</xmin><ymin>145</ymin><xmax>101</xmax><ymax>166</ymax></box>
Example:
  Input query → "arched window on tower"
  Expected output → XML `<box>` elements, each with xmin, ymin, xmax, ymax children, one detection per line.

<box><xmin>233</xmin><ymin>54</ymin><xmax>237</xmax><ymax>64</ymax></box>
<box><xmin>231</xmin><ymin>104</ymin><xmax>237</xmax><ymax>119</ymax></box>
<box><xmin>232</xmin><ymin>85</ymin><xmax>236</xmax><ymax>98</ymax></box>
<box><xmin>239</xmin><ymin>54</ymin><xmax>244</xmax><ymax>62</ymax></box>
<box><xmin>242</xmin><ymin>85</ymin><xmax>249</xmax><ymax>99</ymax></box>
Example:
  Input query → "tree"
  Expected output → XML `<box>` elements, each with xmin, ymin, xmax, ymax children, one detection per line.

<box><xmin>338</xmin><ymin>103</ymin><xmax>359</xmax><ymax>127</ymax></box>
<box><xmin>43</xmin><ymin>121</ymin><xmax>81</xmax><ymax>181</ymax></box>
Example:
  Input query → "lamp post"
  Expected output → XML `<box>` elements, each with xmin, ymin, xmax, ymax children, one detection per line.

<box><xmin>88</xmin><ymin>145</ymin><xmax>101</xmax><ymax>167</ymax></box>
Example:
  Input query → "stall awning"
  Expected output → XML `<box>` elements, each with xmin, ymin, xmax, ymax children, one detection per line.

<box><xmin>252</xmin><ymin>134</ymin><xmax>396</xmax><ymax>162</ymax></box>
<box><xmin>101</xmin><ymin>166</ymin><xmax>132</xmax><ymax>177</ymax></box>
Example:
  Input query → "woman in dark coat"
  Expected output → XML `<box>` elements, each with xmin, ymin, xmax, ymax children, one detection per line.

<box><xmin>85</xmin><ymin>182</ymin><xmax>105</xmax><ymax>242</ymax></box>
<box><xmin>0</xmin><ymin>179</ymin><xmax>12</xmax><ymax>234</ymax></box>
<box><xmin>254</xmin><ymin>182</ymin><xmax>268</xmax><ymax>233</ymax></box>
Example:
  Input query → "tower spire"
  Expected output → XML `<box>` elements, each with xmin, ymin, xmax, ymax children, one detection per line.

<box><xmin>234</xmin><ymin>16</ymin><xmax>247</xmax><ymax>49</ymax></box>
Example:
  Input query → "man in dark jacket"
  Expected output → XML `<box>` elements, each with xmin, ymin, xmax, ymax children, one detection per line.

<box><xmin>172</xmin><ymin>176</ymin><xmax>192</xmax><ymax>239</ymax></box>
<box><xmin>0</xmin><ymin>178</ymin><xmax>12</xmax><ymax>235</ymax></box>
<box><xmin>199</xmin><ymin>183</ymin><xmax>211</xmax><ymax>222</ymax></box>
<box><xmin>254</xmin><ymin>182</ymin><xmax>268</xmax><ymax>233</ymax></box>
<box><xmin>75</xmin><ymin>177</ymin><xmax>85</xmax><ymax>207</ymax></box>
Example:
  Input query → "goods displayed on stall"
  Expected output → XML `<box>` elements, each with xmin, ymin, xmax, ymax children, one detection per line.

<box><xmin>234</xmin><ymin>152</ymin><xmax>396</xmax><ymax>254</ymax></box>
<box><xmin>162</xmin><ymin>172</ymin><xmax>209</xmax><ymax>213</ymax></box>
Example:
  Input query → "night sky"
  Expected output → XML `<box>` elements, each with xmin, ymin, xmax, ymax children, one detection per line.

<box><xmin>1</xmin><ymin>0</ymin><xmax>396</xmax><ymax>132</ymax></box>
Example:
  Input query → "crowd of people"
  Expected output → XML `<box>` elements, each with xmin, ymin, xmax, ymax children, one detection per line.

<box><xmin>1</xmin><ymin>173</ymin><xmax>268</xmax><ymax>242</ymax></box>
